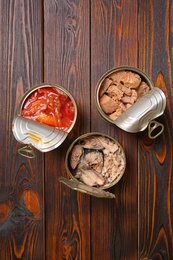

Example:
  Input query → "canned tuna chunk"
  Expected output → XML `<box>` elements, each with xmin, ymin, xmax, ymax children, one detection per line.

<box><xmin>95</xmin><ymin>66</ymin><xmax>166</xmax><ymax>139</ymax></box>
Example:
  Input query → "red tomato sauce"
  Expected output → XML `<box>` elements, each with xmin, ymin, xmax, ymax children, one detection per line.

<box><xmin>22</xmin><ymin>87</ymin><xmax>75</xmax><ymax>132</ymax></box>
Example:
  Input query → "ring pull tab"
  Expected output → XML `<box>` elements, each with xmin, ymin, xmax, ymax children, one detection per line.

<box><xmin>18</xmin><ymin>144</ymin><xmax>35</xmax><ymax>158</ymax></box>
<box><xmin>148</xmin><ymin>120</ymin><xmax>164</xmax><ymax>139</ymax></box>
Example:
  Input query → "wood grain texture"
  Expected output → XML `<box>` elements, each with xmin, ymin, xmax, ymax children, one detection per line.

<box><xmin>0</xmin><ymin>0</ymin><xmax>172</xmax><ymax>259</ymax></box>
<box><xmin>138</xmin><ymin>0</ymin><xmax>173</xmax><ymax>259</ymax></box>
<box><xmin>43</xmin><ymin>0</ymin><xmax>91</xmax><ymax>259</ymax></box>
<box><xmin>0</xmin><ymin>0</ymin><xmax>44</xmax><ymax>259</ymax></box>
<box><xmin>91</xmin><ymin>1</ymin><xmax>138</xmax><ymax>259</ymax></box>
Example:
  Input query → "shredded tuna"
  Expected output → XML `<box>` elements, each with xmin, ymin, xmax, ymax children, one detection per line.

<box><xmin>69</xmin><ymin>135</ymin><xmax>125</xmax><ymax>188</ymax></box>
<box><xmin>85</xmin><ymin>151</ymin><xmax>103</xmax><ymax>173</ymax></box>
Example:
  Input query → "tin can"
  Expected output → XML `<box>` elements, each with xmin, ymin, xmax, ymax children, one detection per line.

<box><xmin>12</xmin><ymin>83</ymin><xmax>77</xmax><ymax>157</ymax></box>
<box><xmin>59</xmin><ymin>132</ymin><xmax>126</xmax><ymax>198</ymax></box>
<box><xmin>95</xmin><ymin>66</ymin><xmax>166</xmax><ymax>139</ymax></box>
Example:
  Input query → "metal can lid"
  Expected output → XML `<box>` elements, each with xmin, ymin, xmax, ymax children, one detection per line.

<box><xmin>115</xmin><ymin>87</ymin><xmax>166</xmax><ymax>133</ymax></box>
<box><xmin>59</xmin><ymin>177</ymin><xmax>115</xmax><ymax>199</ymax></box>
<box><xmin>95</xmin><ymin>66</ymin><xmax>166</xmax><ymax>138</ymax></box>
<box><xmin>12</xmin><ymin>116</ymin><xmax>68</xmax><ymax>152</ymax></box>
<box><xmin>12</xmin><ymin>83</ymin><xmax>78</xmax><ymax>154</ymax></box>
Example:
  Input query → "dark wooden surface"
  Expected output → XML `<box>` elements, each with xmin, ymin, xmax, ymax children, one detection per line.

<box><xmin>0</xmin><ymin>0</ymin><xmax>172</xmax><ymax>259</ymax></box>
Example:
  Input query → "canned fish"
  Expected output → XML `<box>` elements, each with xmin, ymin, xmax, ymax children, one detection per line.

<box><xmin>95</xmin><ymin>66</ymin><xmax>166</xmax><ymax>138</ymax></box>
<box><xmin>115</xmin><ymin>87</ymin><xmax>166</xmax><ymax>137</ymax></box>
<box><xmin>12</xmin><ymin>83</ymin><xmax>77</xmax><ymax>157</ymax></box>
<box><xmin>59</xmin><ymin>132</ymin><xmax>126</xmax><ymax>198</ymax></box>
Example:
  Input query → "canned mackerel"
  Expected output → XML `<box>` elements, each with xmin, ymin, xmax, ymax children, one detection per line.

<box><xmin>12</xmin><ymin>84</ymin><xmax>77</xmax><ymax>157</ymax></box>
<box><xmin>95</xmin><ymin>66</ymin><xmax>166</xmax><ymax>139</ymax></box>
<box><xmin>59</xmin><ymin>132</ymin><xmax>126</xmax><ymax>199</ymax></box>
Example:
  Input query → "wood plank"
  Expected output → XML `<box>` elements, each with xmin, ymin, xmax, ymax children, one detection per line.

<box><xmin>0</xmin><ymin>0</ymin><xmax>172</xmax><ymax>259</ymax></box>
<box><xmin>0</xmin><ymin>0</ymin><xmax>44</xmax><ymax>259</ymax></box>
<box><xmin>43</xmin><ymin>1</ymin><xmax>91</xmax><ymax>259</ymax></box>
<box><xmin>138</xmin><ymin>0</ymin><xmax>173</xmax><ymax>259</ymax></box>
<box><xmin>91</xmin><ymin>1</ymin><xmax>138</xmax><ymax>259</ymax></box>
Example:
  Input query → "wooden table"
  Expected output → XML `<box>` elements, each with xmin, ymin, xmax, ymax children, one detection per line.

<box><xmin>0</xmin><ymin>1</ymin><xmax>172</xmax><ymax>259</ymax></box>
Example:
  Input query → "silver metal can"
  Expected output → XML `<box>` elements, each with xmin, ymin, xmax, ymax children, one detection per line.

<box><xmin>95</xmin><ymin>66</ymin><xmax>166</xmax><ymax>138</ymax></box>
<box><xmin>12</xmin><ymin>83</ymin><xmax>77</xmax><ymax>157</ymax></box>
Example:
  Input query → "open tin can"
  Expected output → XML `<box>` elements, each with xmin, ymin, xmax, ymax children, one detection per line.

<box><xmin>95</xmin><ymin>66</ymin><xmax>166</xmax><ymax>139</ymax></box>
<box><xmin>59</xmin><ymin>132</ymin><xmax>126</xmax><ymax>198</ymax></box>
<box><xmin>12</xmin><ymin>84</ymin><xmax>77</xmax><ymax>158</ymax></box>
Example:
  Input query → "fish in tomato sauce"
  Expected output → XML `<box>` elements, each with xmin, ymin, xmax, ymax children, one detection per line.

<box><xmin>22</xmin><ymin>87</ymin><xmax>75</xmax><ymax>132</ymax></box>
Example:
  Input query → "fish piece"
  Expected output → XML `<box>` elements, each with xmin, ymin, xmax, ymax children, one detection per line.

<box><xmin>131</xmin><ymin>89</ymin><xmax>138</xmax><ymax>102</ymax></box>
<box><xmin>108</xmin><ymin>102</ymin><xmax>125</xmax><ymax>120</ymax></box>
<box><xmin>99</xmin><ymin>78</ymin><xmax>113</xmax><ymax>97</ymax></box>
<box><xmin>126</xmin><ymin>103</ymin><xmax>132</xmax><ymax>109</ymax></box>
<box><xmin>79</xmin><ymin>136</ymin><xmax>103</xmax><ymax>150</ymax></box>
<box><xmin>106</xmin><ymin>84</ymin><xmax>123</xmax><ymax>101</ymax></box>
<box><xmin>136</xmin><ymin>81</ymin><xmax>150</xmax><ymax>98</ymax></box>
<box><xmin>102</xmin><ymin>152</ymin><xmax>118</xmax><ymax>177</ymax></box>
<box><xmin>71</xmin><ymin>135</ymin><xmax>125</xmax><ymax>188</ymax></box>
<box><xmin>99</xmin><ymin>94</ymin><xmax>119</xmax><ymax>114</ymax></box>
<box><xmin>79</xmin><ymin>169</ymin><xmax>105</xmax><ymax>187</ymax></box>
<box><xmin>76</xmin><ymin>162</ymin><xmax>105</xmax><ymax>187</ymax></box>
<box><xmin>109</xmin><ymin>108</ymin><xmax>123</xmax><ymax>121</ymax></box>
<box><xmin>75</xmin><ymin>170</ymin><xmax>82</xmax><ymax>178</ymax></box>
<box><xmin>118</xmin><ymin>83</ymin><xmax>132</xmax><ymax>96</ymax></box>
<box><xmin>84</xmin><ymin>151</ymin><xmax>103</xmax><ymax>173</ymax></box>
<box><xmin>121</xmin><ymin>89</ymin><xmax>138</xmax><ymax>104</ymax></box>
<box><xmin>98</xmin><ymin>136</ymin><xmax>119</xmax><ymax>153</ymax></box>
<box><xmin>108</xmin><ymin>70</ymin><xmax>126</xmax><ymax>83</ymax></box>
<box><xmin>121</xmin><ymin>95</ymin><xmax>135</xmax><ymax>104</ymax></box>
<box><xmin>70</xmin><ymin>144</ymin><xmax>84</xmax><ymax>169</ymax></box>
<box><xmin>119</xmin><ymin>102</ymin><xmax>126</xmax><ymax>112</ymax></box>
<box><xmin>121</xmin><ymin>71</ymin><xmax>141</xmax><ymax>88</ymax></box>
